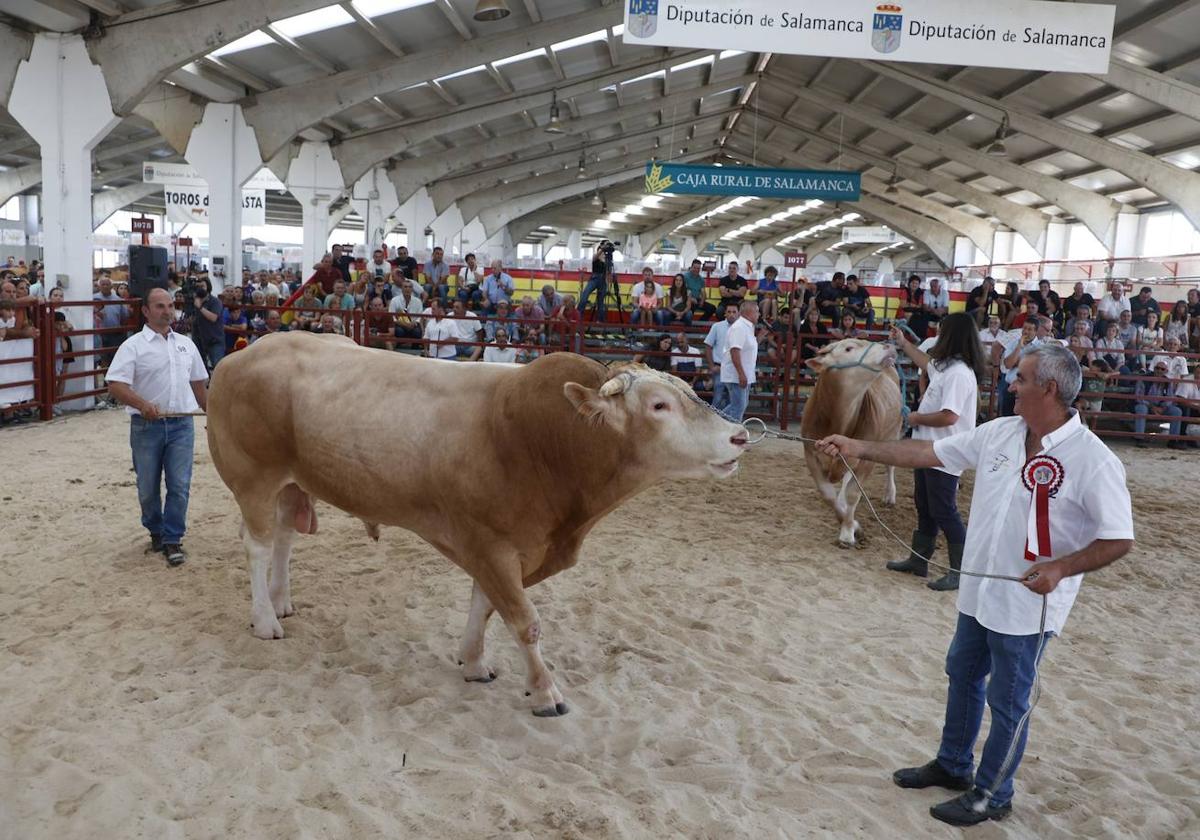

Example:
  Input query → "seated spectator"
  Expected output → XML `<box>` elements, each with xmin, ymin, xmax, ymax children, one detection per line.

<box><xmin>447</xmin><ymin>299</ymin><xmax>483</xmax><ymax>360</ymax></box>
<box><xmin>52</xmin><ymin>310</ymin><xmax>73</xmax><ymax>414</ymax></box>
<box><xmin>1011</xmin><ymin>298</ymin><xmax>1039</xmax><ymax>330</ymax></box>
<box><xmin>484</xmin><ymin>299</ymin><xmax>517</xmax><ymax>342</ymax></box>
<box><xmin>1164</xmin><ymin>299</ymin><xmax>1190</xmax><ymax>346</ymax></box>
<box><xmin>222</xmin><ymin>302</ymin><xmax>250</xmax><ymax>353</ymax></box>
<box><xmin>253</xmin><ymin>309</ymin><xmax>289</xmax><ymax>341</ymax></box>
<box><xmin>1028</xmin><ymin>279</ymin><xmax>1060</xmax><ymax>317</ymax></box>
<box><xmin>634</xmin><ymin>333</ymin><xmax>674</xmax><ymax>371</ymax></box>
<box><xmin>841</xmin><ymin>274</ymin><xmax>874</xmax><ymax>328</ymax></box>
<box><xmin>1174</xmin><ymin>363</ymin><xmax>1200</xmax><ymax>448</ymax></box>
<box><xmin>663</xmin><ymin>274</ymin><xmax>694</xmax><ymax>326</ymax></box>
<box><xmin>996</xmin><ymin>281</ymin><xmax>1022</xmax><ymax>329</ymax></box>
<box><xmin>390</xmin><ymin>245</ymin><xmax>418</xmax><ymax>281</ymax></box>
<box><xmin>1188</xmin><ymin>288</ymin><xmax>1200</xmax><ymax>352</ymax></box>
<box><xmin>316</xmin><ymin>313</ymin><xmax>344</xmax><ymax>335</ymax></box>
<box><xmin>513</xmin><ymin>296</ymin><xmax>547</xmax><ymax>345</ymax></box>
<box><xmin>755</xmin><ymin>266</ymin><xmax>781</xmax><ymax>321</ymax></box>
<box><xmin>980</xmin><ymin>314</ymin><xmax>1006</xmax><ymax>357</ymax></box>
<box><xmin>1069</xmin><ymin>318</ymin><xmax>1095</xmax><ymax>362</ymax></box>
<box><xmin>482</xmin><ymin>327</ymin><xmax>518</xmax><ymax>363</ymax></box>
<box><xmin>514</xmin><ymin>325</ymin><xmax>542</xmax><ymax>363</ymax></box>
<box><xmin>671</xmin><ymin>331</ymin><xmax>705</xmax><ymax>391</ymax></box>
<box><xmin>324</xmin><ymin>278</ymin><xmax>355</xmax><ymax>311</ymax></box>
<box><xmin>1074</xmin><ymin>357</ymin><xmax>1115</xmax><ymax>425</ymax></box>
<box><xmin>537</xmin><ymin>284</ymin><xmax>562</xmax><ymax>323</ymax></box>
<box><xmin>1063</xmin><ymin>304</ymin><xmax>1095</xmax><ymax>340</ymax></box>
<box><xmin>682</xmin><ymin>258</ymin><xmax>715</xmax><ymax>321</ymax></box>
<box><xmin>247</xmin><ymin>290</ymin><xmax>267</xmax><ymax>323</ymax></box>
<box><xmin>1133</xmin><ymin>310</ymin><xmax>1165</xmax><ymax>370</ymax></box>
<box><xmin>482</xmin><ymin>260</ymin><xmax>515</xmax><ymax>314</ymax></box>
<box><xmin>630</xmin><ymin>272</ymin><xmax>665</xmax><ymax>328</ymax></box>
<box><xmin>1094</xmin><ymin>320</ymin><xmax>1131</xmax><ymax>374</ymax></box>
<box><xmin>1115</xmin><ymin>308</ymin><xmax>1137</xmax><ymax>349</ymax></box>
<box><xmin>294</xmin><ymin>282</ymin><xmax>324</xmax><ymax>331</ymax></box>
<box><xmin>1061</xmin><ymin>281</ymin><xmax>1095</xmax><ymax>320</ymax></box>
<box><xmin>757</xmin><ymin>309</ymin><xmax>786</xmax><ymax>369</ymax></box>
<box><xmin>794</xmin><ymin>300</ymin><xmax>830</xmax><ymax>361</ymax></box>
<box><xmin>365</xmin><ymin>248</ymin><xmax>391</xmax><ymax>282</ymax></box>
<box><xmin>549</xmin><ymin>293</ymin><xmax>580</xmax><ymax>349</ymax></box>
<box><xmin>308</xmin><ymin>253</ymin><xmax>343</xmax><ymax>295</ymax></box>
<box><xmin>1150</xmin><ymin>335</ymin><xmax>1190</xmax><ymax>382</ymax></box>
<box><xmin>423</xmin><ymin>246</ymin><xmax>450</xmax><ymax>305</ymax></box>
<box><xmin>1043</xmin><ymin>295</ymin><xmax>1065</xmax><ymax>337</ymax></box>
<box><xmin>829</xmin><ymin>309</ymin><xmax>864</xmax><ymax>340</ymax></box>
<box><xmin>1130</xmin><ymin>285</ymin><xmax>1161</xmax><ymax>327</ymax></box>
<box><xmin>422</xmin><ymin>299</ymin><xmax>456</xmax><ymax>358</ymax></box>
<box><xmin>456</xmin><ymin>253</ymin><xmax>484</xmax><ymax>309</ymax></box>
<box><xmin>365</xmin><ymin>296</ymin><xmax>395</xmax><ymax>351</ymax></box>
<box><xmin>966</xmin><ymin>276</ymin><xmax>997</xmax><ymax>326</ymax></box>
<box><xmin>814</xmin><ymin>271</ymin><xmax>846</xmax><ymax>320</ymax></box>
<box><xmin>388</xmin><ymin>278</ymin><xmax>424</xmax><ymax>346</ymax></box>
<box><xmin>1134</xmin><ymin>359</ymin><xmax>1184</xmax><ymax>448</ymax></box>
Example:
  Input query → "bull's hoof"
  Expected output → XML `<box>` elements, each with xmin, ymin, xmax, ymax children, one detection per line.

<box><xmin>836</xmin><ymin>540</ymin><xmax>855</xmax><ymax>550</ymax></box>
<box><xmin>532</xmin><ymin>702</ymin><xmax>569</xmax><ymax>717</ymax></box>
<box><xmin>251</xmin><ymin>614</ymin><xmax>284</xmax><ymax>639</ymax></box>
<box><xmin>465</xmin><ymin>672</ymin><xmax>496</xmax><ymax>683</ymax></box>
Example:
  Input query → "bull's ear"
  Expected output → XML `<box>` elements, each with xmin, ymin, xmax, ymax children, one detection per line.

<box><xmin>563</xmin><ymin>382</ymin><xmax>625</xmax><ymax>429</ymax></box>
<box><xmin>805</xmin><ymin>354</ymin><xmax>826</xmax><ymax>372</ymax></box>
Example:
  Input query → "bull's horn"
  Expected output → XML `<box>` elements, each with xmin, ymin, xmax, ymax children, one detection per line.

<box><xmin>599</xmin><ymin>372</ymin><xmax>635</xmax><ymax>397</ymax></box>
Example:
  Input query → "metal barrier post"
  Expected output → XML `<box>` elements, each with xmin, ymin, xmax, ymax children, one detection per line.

<box><xmin>38</xmin><ymin>303</ymin><xmax>54</xmax><ymax>421</ymax></box>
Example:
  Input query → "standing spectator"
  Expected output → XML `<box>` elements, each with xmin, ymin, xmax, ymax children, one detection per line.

<box><xmin>330</xmin><ymin>244</ymin><xmax>354</xmax><ymax>284</ymax></box>
<box><xmin>1164</xmin><ymin>300</ymin><xmax>1190</xmax><ymax>346</ymax></box>
<box><xmin>1129</xmin><ymin>286</ymin><xmax>1161</xmax><ymax>327</ymax></box>
<box><xmin>630</xmin><ymin>272</ymin><xmax>664</xmax><ymax>328</ymax></box>
<box><xmin>814</xmin><ymin>271</ymin><xmax>846</xmax><ymax>320</ymax></box>
<box><xmin>105</xmin><ymin>288</ymin><xmax>208</xmax><ymax>567</ymax></box>
<box><xmin>482</xmin><ymin>327</ymin><xmax>518</xmax><ymax>363</ymax></box>
<box><xmin>308</xmin><ymin>253</ymin><xmax>344</xmax><ymax>295</ymax></box>
<box><xmin>704</xmin><ymin>303</ymin><xmax>740</xmax><ymax>408</ymax></box>
<box><xmin>664</xmin><ymin>274</ymin><xmax>694</xmax><ymax>326</ymax></box>
<box><xmin>719</xmin><ymin>301</ymin><xmax>760</xmax><ymax>422</ymax></box>
<box><xmin>682</xmin><ymin>258</ymin><xmax>715</xmax><ymax>320</ymax></box>
<box><xmin>447</xmin><ymin>299</ymin><xmax>483</xmax><ymax>360</ymax></box>
<box><xmin>171</xmin><ymin>291</ymin><xmax>192</xmax><ymax>335</ymax></box>
<box><xmin>886</xmin><ymin>313</ymin><xmax>985</xmax><ymax>591</ymax></box>
<box><xmin>718</xmin><ymin>261</ymin><xmax>749</xmax><ymax>313</ymax></box>
<box><xmin>189</xmin><ymin>277</ymin><xmax>225</xmax><ymax>370</ymax></box>
<box><xmin>482</xmin><ymin>259</ymin><xmax>515</xmax><ymax>314</ymax></box>
<box><xmin>756</xmin><ymin>265</ymin><xmax>781</xmax><ymax>321</ymax></box>
<box><xmin>421</xmin><ymin>299</ymin><xmax>456</xmax><ymax>359</ymax></box>
<box><xmin>1133</xmin><ymin>360</ymin><xmax>1184</xmax><ymax>448</ymax></box>
<box><xmin>390</xmin><ymin>245</ymin><xmax>418</xmax><ymax>280</ymax></box>
<box><xmin>51</xmin><ymin>309</ymin><xmax>73</xmax><ymax>414</ymax></box>
<box><xmin>577</xmin><ymin>242</ymin><xmax>613</xmax><ymax>320</ymax></box>
<box><xmin>1095</xmin><ymin>280</ymin><xmax>1131</xmax><ymax>332</ymax></box>
<box><xmin>457</xmin><ymin>252</ymin><xmax>484</xmax><ymax>308</ymax></box>
<box><xmin>93</xmin><ymin>273</ymin><xmax>131</xmax><ymax>375</ymax></box>
<box><xmin>423</xmin><ymin>246</ymin><xmax>450</xmax><ymax>305</ymax></box>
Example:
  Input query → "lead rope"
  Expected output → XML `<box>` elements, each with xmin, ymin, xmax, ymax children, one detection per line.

<box><xmin>726</xmin><ymin>406</ymin><xmax>1048</xmax><ymax>812</ymax></box>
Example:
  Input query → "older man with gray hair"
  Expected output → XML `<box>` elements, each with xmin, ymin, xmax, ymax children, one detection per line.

<box><xmin>817</xmin><ymin>343</ymin><xmax>1134</xmax><ymax>828</ymax></box>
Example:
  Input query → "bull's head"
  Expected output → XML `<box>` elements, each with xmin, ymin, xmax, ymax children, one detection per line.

<box><xmin>563</xmin><ymin>363</ymin><xmax>749</xmax><ymax>479</ymax></box>
<box><xmin>806</xmin><ymin>339</ymin><xmax>896</xmax><ymax>386</ymax></box>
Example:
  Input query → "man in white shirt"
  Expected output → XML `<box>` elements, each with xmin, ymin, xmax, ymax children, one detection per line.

<box><xmin>389</xmin><ymin>278</ymin><xmax>425</xmax><ymax>344</ymax></box>
<box><xmin>1176</xmin><ymin>363</ymin><xmax>1200</xmax><ymax>448</ymax></box>
<box><xmin>1149</xmin><ymin>336</ymin><xmax>1190</xmax><ymax>381</ymax></box>
<box><xmin>817</xmin><ymin>343</ymin><xmax>1133</xmax><ymax>827</ymax></box>
<box><xmin>456</xmin><ymin>252</ymin><xmax>484</xmax><ymax>309</ymax></box>
<box><xmin>366</xmin><ymin>249</ymin><xmax>391</xmax><ymax>282</ymax></box>
<box><xmin>448</xmin><ymin>298</ymin><xmax>483</xmax><ymax>360</ymax></box>
<box><xmin>1095</xmin><ymin>280</ymin><xmax>1131</xmax><ymax>330</ymax></box>
<box><xmin>482</xmin><ymin>326</ymin><xmax>518</xmax><ymax>363</ymax></box>
<box><xmin>703</xmin><ymin>303</ymin><xmax>740</xmax><ymax>411</ymax></box>
<box><xmin>719</xmin><ymin>300</ymin><xmax>760</xmax><ymax>422</ymax></box>
<box><xmin>422</xmin><ymin>298</ymin><xmax>458</xmax><ymax>359</ymax></box>
<box><xmin>925</xmin><ymin>277</ymin><xmax>950</xmax><ymax>324</ymax></box>
<box><xmin>998</xmin><ymin>321</ymin><xmax>1040</xmax><ymax>417</ymax></box>
<box><xmin>105</xmin><ymin>288</ymin><xmax>209</xmax><ymax>567</ymax></box>
<box><xmin>980</xmin><ymin>315</ymin><xmax>1006</xmax><ymax>364</ymax></box>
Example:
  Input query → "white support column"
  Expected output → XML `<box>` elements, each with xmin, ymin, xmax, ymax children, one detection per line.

<box><xmin>429</xmin><ymin>202</ymin><xmax>466</xmax><ymax>251</ymax></box>
<box><xmin>286</xmin><ymin>141</ymin><xmax>346</xmax><ymax>274</ymax></box>
<box><xmin>623</xmin><ymin>234</ymin><xmax>644</xmax><ymax>263</ymax></box>
<box><xmin>395</xmin><ymin>187</ymin><xmax>437</xmax><ymax>257</ymax></box>
<box><xmin>461</xmin><ymin>218</ymin><xmax>488</xmax><ymax>257</ymax></box>
<box><xmin>1040</xmin><ymin>222</ymin><xmax>1070</xmax><ymax>281</ymax></box>
<box><xmin>348</xmin><ymin>166</ymin><xmax>399</xmax><ymax>254</ymax></box>
<box><xmin>1109</xmin><ymin>212</ymin><xmax>1140</xmax><ymax>280</ymax></box>
<box><xmin>480</xmin><ymin>226</ymin><xmax>515</xmax><ymax>264</ymax></box>
<box><xmin>185</xmin><ymin>104</ymin><xmax>262</xmax><ymax>291</ymax></box>
<box><xmin>680</xmin><ymin>237</ymin><xmax>698</xmax><ymax>267</ymax></box>
<box><xmin>9</xmin><ymin>34</ymin><xmax>121</xmax><ymax>409</ymax></box>
<box><xmin>20</xmin><ymin>195</ymin><xmax>38</xmax><ymax>241</ymax></box>
<box><xmin>566</xmin><ymin>229</ymin><xmax>583</xmax><ymax>262</ymax></box>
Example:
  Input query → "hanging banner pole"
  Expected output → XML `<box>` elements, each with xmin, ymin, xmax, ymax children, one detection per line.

<box><xmin>624</xmin><ymin>0</ymin><xmax>1115</xmax><ymax>74</ymax></box>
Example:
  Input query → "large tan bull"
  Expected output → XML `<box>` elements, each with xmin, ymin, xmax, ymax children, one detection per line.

<box><xmin>801</xmin><ymin>339</ymin><xmax>903</xmax><ymax>547</ymax></box>
<box><xmin>206</xmin><ymin>332</ymin><xmax>748</xmax><ymax>716</ymax></box>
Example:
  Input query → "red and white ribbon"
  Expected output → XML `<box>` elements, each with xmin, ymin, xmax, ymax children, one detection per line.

<box><xmin>1021</xmin><ymin>455</ymin><xmax>1064</xmax><ymax>561</ymax></box>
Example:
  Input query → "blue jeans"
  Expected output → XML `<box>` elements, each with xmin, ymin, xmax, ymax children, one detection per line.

<box><xmin>663</xmin><ymin>310</ymin><xmax>693</xmax><ymax>326</ymax></box>
<box><xmin>722</xmin><ymin>381</ymin><xmax>750</xmax><ymax>422</ymax></box>
<box><xmin>936</xmin><ymin>612</ymin><xmax>1052</xmax><ymax>808</ymax></box>
<box><xmin>130</xmin><ymin>415</ymin><xmax>195</xmax><ymax>544</ymax></box>
<box><xmin>457</xmin><ymin>287</ymin><xmax>482</xmax><ymax>308</ymax></box>
<box><xmin>711</xmin><ymin>379</ymin><xmax>731</xmax><ymax>412</ymax></box>
<box><xmin>194</xmin><ymin>336</ymin><xmax>225</xmax><ymax>370</ymax></box>
<box><xmin>424</xmin><ymin>282</ymin><xmax>449</xmax><ymax>305</ymax></box>
<box><xmin>630</xmin><ymin>308</ymin><xmax>665</xmax><ymax>327</ymax></box>
<box><xmin>1134</xmin><ymin>402</ymin><xmax>1183</xmax><ymax>436</ymax></box>
<box><xmin>577</xmin><ymin>275</ymin><xmax>607</xmax><ymax>318</ymax></box>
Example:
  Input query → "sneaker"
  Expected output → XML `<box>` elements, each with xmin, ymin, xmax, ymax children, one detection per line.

<box><xmin>893</xmin><ymin>759</ymin><xmax>973</xmax><ymax>791</ymax></box>
<box><xmin>930</xmin><ymin>787</ymin><xmax>1012</xmax><ymax>827</ymax></box>
<box><xmin>163</xmin><ymin>543</ymin><xmax>186</xmax><ymax>567</ymax></box>
<box><xmin>147</xmin><ymin>534</ymin><xmax>163</xmax><ymax>554</ymax></box>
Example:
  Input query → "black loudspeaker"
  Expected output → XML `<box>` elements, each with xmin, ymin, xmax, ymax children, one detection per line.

<box><xmin>128</xmin><ymin>245</ymin><xmax>169</xmax><ymax>301</ymax></box>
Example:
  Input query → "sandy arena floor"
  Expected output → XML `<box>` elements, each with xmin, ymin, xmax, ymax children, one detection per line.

<box><xmin>1</xmin><ymin>409</ymin><xmax>1198</xmax><ymax>839</ymax></box>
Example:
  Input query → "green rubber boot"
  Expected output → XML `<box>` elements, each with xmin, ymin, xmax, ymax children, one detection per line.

<box><xmin>887</xmin><ymin>530</ymin><xmax>933</xmax><ymax>578</ymax></box>
<box><xmin>928</xmin><ymin>543</ymin><xmax>963</xmax><ymax>591</ymax></box>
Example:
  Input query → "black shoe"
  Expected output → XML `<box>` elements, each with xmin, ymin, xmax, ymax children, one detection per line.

<box><xmin>163</xmin><ymin>544</ymin><xmax>186</xmax><ymax>567</ymax></box>
<box><xmin>147</xmin><ymin>533</ymin><xmax>163</xmax><ymax>554</ymax></box>
<box><xmin>930</xmin><ymin>788</ymin><xmax>1012</xmax><ymax>827</ymax></box>
<box><xmin>893</xmin><ymin>759</ymin><xmax>973</xmax><ymax>791</ymax></box>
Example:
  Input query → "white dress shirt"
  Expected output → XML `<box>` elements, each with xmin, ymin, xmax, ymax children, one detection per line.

<box><xmin>105</xmin><ymin>325</ymin><xmax>208</xmax><ymax>416</ymax></box>
<box><xmin>720</xmin><ymin>316</ymin><xmax>759</xmax><ymax>384</ymax></box>
<box><xmin>933</xmin><ymin>413</ymin><xmax>1134</xmax><ymax>636</ymax></box>
<box><xmin>913</xmin><ymin>359</ymin><xmax>978</xmax><ymax>477</ymax></box>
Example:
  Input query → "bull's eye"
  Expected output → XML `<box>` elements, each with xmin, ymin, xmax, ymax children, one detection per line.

<box><xmin>653</xmin><ymin>401</ymin><xmax>668</xmax><ymax>411</ymax></box>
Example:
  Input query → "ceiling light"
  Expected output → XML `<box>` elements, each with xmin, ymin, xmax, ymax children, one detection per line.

<box><xmin>986</xmin><ymin>115</ymin><xmax>1009</xmax><ymax>157</ymax></box>
<box><xmin>591</xmin><ymin>190</ymin><xmax>602</xmax><ymax>206</ymax></box>
<box><xmin>576</xmin><ymin>151</ymin><xmax>587</xmax><ymax>179</ymax></box>
<box><xmin>545</xmin><ymin>91</ymin><xmax>565</xmax><ymax>134</ymax></box>
<box><xmin>473</xmin><ymin>0</ymin><xmax>510</xmax><ymax>22</ymax></box>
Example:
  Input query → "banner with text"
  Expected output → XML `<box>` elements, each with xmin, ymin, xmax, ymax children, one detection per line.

<box><xmin>163</xmin><ymin>188</ymin><xmax>267</xmax><ymax>226</ymax></box>
<box><xmin>144</xmin><ymin>161</ymin><xmax>285</xmax><ymax>191</ymax></box>
<box><xmin>645</xmin><ymin>161</ymin><xmax>861</xmax><ymax>200</ymax></box>
<box><xmin>624</xmin><ymin>0</ymin><xmax>1115</xmax><ymax>73</ymax></box>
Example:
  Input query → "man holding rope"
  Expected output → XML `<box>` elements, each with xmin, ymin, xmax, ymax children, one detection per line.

<box><xmin>107</xmin><ymin>288</ymin><xmax>209</xmax><ymax>567</ymax></box>
<box><xmin>816</xmin><ymin>343</ymin><xmax>1133</xmax><ymax>827</ymax></box>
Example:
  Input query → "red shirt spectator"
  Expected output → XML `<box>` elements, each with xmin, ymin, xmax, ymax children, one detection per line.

<box><xmin>308</xmin><ymin>254</ymin><xmax>343</xmax><ymax>296</ymax></box>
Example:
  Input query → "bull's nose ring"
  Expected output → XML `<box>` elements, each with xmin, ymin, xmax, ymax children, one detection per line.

<box><xmin>742</xmin><ymin>417</ymin><xmax>769</xmax><ymax>446</ymax></box>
